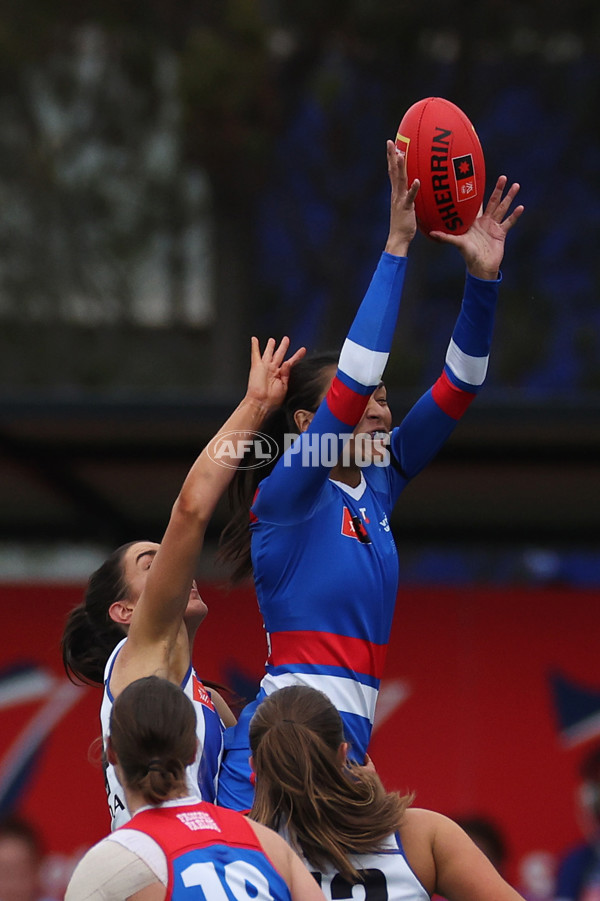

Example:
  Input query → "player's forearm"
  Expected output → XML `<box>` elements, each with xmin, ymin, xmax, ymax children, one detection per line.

<box><xmin>178</xmin><ymin>395</ymin><xmax>274</xmax><ymax>522</ymax></box>
<box><xmin>338</xmin><ymin>252</ymin><xmax>408</xmax><ymax>399</ymax></box>
<box><xmin>391</xmin><ymin>273</ymin><xmax>500</xmax><ymax>480</ymax></box>
<box><xmin>256</xmin><ymin>253</ymin><xmax>408</xmax><ymax>517</ymax></box>
<box><xmin>444</xmin><ymin>271</ymin><xmax>500</xmax><ymax>391</ymax></box>
<box><xmin>319</xmin><ymin>251</ymin><xmax>408</xmax><ymax>433</ymax></box>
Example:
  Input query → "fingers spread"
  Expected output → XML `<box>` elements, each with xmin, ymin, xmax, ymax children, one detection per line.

<box><xmin>271</xmin><ymin>335</ymin><xmax>290</xmax><ymax>367</ymax></box>
<box><xmin>260</xmin><ymin>336</ymin><xmax>277</xmax><ymax>363</ymax></box>
<box><xmin>250</xmin><ymin>335</ymin><xmax>261</xmax><ymax>364</ymax></box>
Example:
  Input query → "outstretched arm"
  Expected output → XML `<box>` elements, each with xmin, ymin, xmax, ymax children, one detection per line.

<box><xmin>391</xmin><ymin>177</ymin><xmax>524</xmax><ymax>481</ymax></box>
<box><xmin>122</xmin><ymin>338</ymin><xmax>305</xmax><ymax>664</ymax></box>
<box><xmin>255</xmin><ymin>142</ymin><xmax>419</xmax><ymax>523</ymax></box>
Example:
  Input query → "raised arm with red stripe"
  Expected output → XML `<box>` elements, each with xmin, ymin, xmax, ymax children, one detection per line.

<box><xmin>254</xmin><ymin>252</ymin><xmax>408</xmax><ymax>523</ymax></box>
<box><xmin>391</xmin><ymin>271</ymin><xmax>500</xmax><ymax>481</ymax></box>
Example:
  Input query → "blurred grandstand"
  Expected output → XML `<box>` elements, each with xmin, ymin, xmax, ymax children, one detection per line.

<box><xmin>0</xmin><ymin>2</ymin><xmax>599</xmax><ymax>583</ymax></box>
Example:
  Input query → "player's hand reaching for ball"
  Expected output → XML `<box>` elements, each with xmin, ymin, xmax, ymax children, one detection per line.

<box><xmin>429</xmin><ymin>176</ymin><xmax>524</xmax><ymax>280</ymax></box>
<box><xmin>384</xmin><ymin>140</ymin><xmax>420</xmax><ymax>258</ymax></box>
<box><xmin>245</xmin><ymin>336</ymin><xmax>306</xmax><ymax>413</ymax></box>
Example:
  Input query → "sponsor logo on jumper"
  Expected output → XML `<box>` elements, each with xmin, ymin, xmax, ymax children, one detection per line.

<box><xmin>177</xmin><ymin>810</ymin><xmax>221</xmax><ymax>832</ymax></box>
<box><xmin>192</xmin><ymin>675</ymin><xmax>215</xmax><ymax>709</ymax></box>
<box><xmin>341</xmin><ymin>507</ymin><xmax>372</xmax><ymax>544</ymax></box>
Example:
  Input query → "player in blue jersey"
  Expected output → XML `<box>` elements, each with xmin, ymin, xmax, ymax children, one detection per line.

<box><xmin>60</xmin><ymin>335</ymin><xmax>305</xmax><ymax>829</ymax></box>
<box><xmin>217</xmin><ymin>141</ymin><xmax>524</xmax><ymax>810</ymax></box>
<box><xmin>65</xmin><ymin>677</ymin><xmax>325</xmax><ymax>901</ymax></box>
<box><xmin>249</xmin><ymin>684</ymin><xmax>526</xmax><ymax>901</ymax></box>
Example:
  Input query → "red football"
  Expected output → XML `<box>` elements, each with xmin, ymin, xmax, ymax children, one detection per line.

<box><xmin>395</xmin><ymin>96</ymin><xmax>485</xmax><ymax>236</ymax></box>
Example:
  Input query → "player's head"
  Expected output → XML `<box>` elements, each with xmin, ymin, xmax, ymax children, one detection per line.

<box><xmin>108</xmin><ymin>675</ymin><xmax>197</xmax><ymax>805</ymax></box>
<box><xmin>250</xmin><ymin>683</ymin><xmax>345</xmax><ymax>771</ymax></box>
<box><xmin>248</xmin><ymin>684</ymin><xmax>410</xmax><ymax>882</ymax></box>
<box><xmin>103</xmin><ymin>541</ymin><xmax>207</xmax><ymax>630</ymax></box>
<box><xmin>62</xmin><ymin>539</ymin><xmax>207</xmax><ymax>686</ymax></box>
<box><xmin>285</xmin><ymin>356</ymin><xmax>391</xmax><ymax>465</ymax></box>
<box><xmin>0</xmin><ymin>817</ymin><xmax>44</xmax><ymax>901</ymax></box>
<box><xmin>61</xmin><ymin>540</ymin><xmax>140</xmax><ymax>686</ymax></box>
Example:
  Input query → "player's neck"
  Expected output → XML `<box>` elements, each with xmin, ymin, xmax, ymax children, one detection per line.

<box><xmin>329</xmin><ymin>461</ymin><xmax>361</xmax><ymax>488</ymax></box>
<box><xmin>126</xmin><ymin>786</ymin><xmax>189</xmax><ymax>817</ymax></box>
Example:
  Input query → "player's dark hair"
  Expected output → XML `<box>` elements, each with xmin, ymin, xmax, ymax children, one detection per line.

<box><xmin>61</xmin><ymin>541</ymin><xmax>138</xmax><ymax>686</ymax></box>
<box><xmin>218</xmin><ymin>352</ymin><xmax>338</xmax><ymax>582</ymax></box>
<box><xmin>249</xmin><ymin>684</ymin><xmax>413</xmax><ymax>882</ymax></box>
<box><xmin>110</xmin><ymin>676</ymin><xmax>195</xmax><ymax>805</ymax></box>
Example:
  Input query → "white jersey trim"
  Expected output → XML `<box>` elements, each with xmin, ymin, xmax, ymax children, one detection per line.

<box><xmin>330</xmin><ymin>473</ymin><xmax>367</xmax><ymax>500</ymax></box>
<box><xmin>445</xmin><ymin>338</ymin><xmax>488</xmax><ymax>386</ymax></box>
<box><xmin>339</xmin><ymin>338</ymin><xmax>389</xmax><ymax>387</ymax></box>
<box><xmin>261</xmin><ymin>671</ymin><xmax>377</xmax><ymax>722</ymax></box>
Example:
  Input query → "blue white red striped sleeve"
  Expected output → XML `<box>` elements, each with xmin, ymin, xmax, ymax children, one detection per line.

<box><xmin>391</xmin><ymin>271</ymin><xmax>500</xmax><ymax>481</ymax></box>
<box><xmin>254</xmin><ymin>252</ymin><xmax>408</xmax><ymax>523</ymax></box>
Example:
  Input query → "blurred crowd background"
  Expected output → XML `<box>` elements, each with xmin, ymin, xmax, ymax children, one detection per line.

<box><xmin>1</xmin><ymin>0</ymin><xmax>599</xmax><ymax>585</ymax></box>
<box><xmin>1</xmin><ymin>1</ymin><xmax>599</xmax><ymax>392</ymax></box>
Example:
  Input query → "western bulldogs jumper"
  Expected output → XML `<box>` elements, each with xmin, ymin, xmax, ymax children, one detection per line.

<box><xmin>101</xmin><ymin>640</ymin><xmax>225</xmax><ymax>829</ymax></box>
<box><xmin>125</xmin><ymin>799</ymin><xmax>292</xmax><ymax>901</ymax></box>
<box><xmin>217</xmin><ymin>251</ymin><xmax>500</xmax><ymax>810</ymax></box>
<box><xmin>65</xmin><ymin>796</ymin><xmax>294</xmax><ymax>900</ymax></box>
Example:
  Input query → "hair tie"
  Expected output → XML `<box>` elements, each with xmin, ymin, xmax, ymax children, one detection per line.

<box><xmin>146</xmin><ymin>758</ymin><xmax>163</xmax><ymax>773</ymax></box>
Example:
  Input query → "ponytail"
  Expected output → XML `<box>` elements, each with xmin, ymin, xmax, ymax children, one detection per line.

<box><xmin>61</xmin><ymin>541</ymin><xmax>136</xmax><ymax>686</ymax></box>
<box><xmin>61</xmin><ymin>603</ymin><xmax>125</xmax><ymax>686</ymax></box>
<box><xmin>249</xmin><ymin>685</ymin><xmax>413</xmax><ymax>882</ymax></box>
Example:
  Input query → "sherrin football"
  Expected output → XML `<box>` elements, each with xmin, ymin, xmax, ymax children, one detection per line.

<box><xmin>395</xmin><ymin>96</ymin><xmax>485</xmax><ymax>236</ymax></box>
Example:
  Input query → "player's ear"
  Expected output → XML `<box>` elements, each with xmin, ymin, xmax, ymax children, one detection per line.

<box><xmin>337</xmin><ymin>741</ymin><xmax>349</xmax><ymax>768</ymax></box>
<box><xmin>109</xmin><ymin>599</ymin><xmax>135</xmax><ymax>625</ymax></box>
<box><xmin>248</xmin><ymin>755</ymin><xmax>255</xmax><ymax>773</ymax></box>
<box><xmin>293</xmin><ymin>409</ymin><xmax>314</xmax><ymax>433</ymax></box>
<box><xmin>106</xmin><ymin>737</ymin><xmax>117</xmax><ymax>765</ymax></box>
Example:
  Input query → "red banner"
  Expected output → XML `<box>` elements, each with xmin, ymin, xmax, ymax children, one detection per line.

<box><xmin>1</xmin><ymin>582</ymin><xmax>598</xmax><ymax>895</ymax></box>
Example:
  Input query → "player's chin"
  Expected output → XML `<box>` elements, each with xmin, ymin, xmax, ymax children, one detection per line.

<box><xmin>185</xmin><ymin>596</ymin><xmax>209</xmax><ymax>622</ymax></box>
<box><xmin>361</xmin><ymin>449</ymin><xmax>388</xmax><ymax>467</ymax></box>
<box><xmin>349</xmin><ymin>445</ymin><xmax>372</xmax><ymax>468</ymax></box>
<box><xmin>369</xmin><ymin>447</ymin><xmax>389</xmax><ymax>465</ymax></box>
